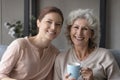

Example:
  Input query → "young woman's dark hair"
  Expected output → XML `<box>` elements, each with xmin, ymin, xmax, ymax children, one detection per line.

<box><xmin>38</xmin><ymin>6</ymin><xmax>64</xmax><ymax>24</ymax></box>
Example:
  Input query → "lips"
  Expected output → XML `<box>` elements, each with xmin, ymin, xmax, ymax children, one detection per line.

<box><xmin>46</xmin><ymin>30</ymin><xmax>57</xmax><ymax>39</ymax></box>
<box><xmin>74</xmin><ymin>35</ymin><xmax>84</xmax><ymax>41</ymax></box>
<box><xmin>48</xmin><ymin>31</ymin><xmax>56</xmax><ymax>35</ymax></box>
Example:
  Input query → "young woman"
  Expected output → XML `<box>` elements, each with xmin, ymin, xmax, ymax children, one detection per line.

<box><xmin>0</xmin><ymin>6</ymin><xmax>64</xmax><ymax>80</ymax></box>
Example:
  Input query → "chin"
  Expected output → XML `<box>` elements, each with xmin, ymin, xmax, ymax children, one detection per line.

<box><xmin>73</xmin><ymin>42</ymin><xmax>82</xmax><ymax>46</ymax></box>
<box><xmin>48</xmin><ymin>37</ymin><xmax>56</xmax><ymax>40</ymax></box>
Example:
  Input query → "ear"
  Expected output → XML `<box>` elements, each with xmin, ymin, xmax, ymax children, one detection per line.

<box><xmin>37</xmin><ymin>19</ymin><xmax>40</xmax><ymax>28</ymax></box>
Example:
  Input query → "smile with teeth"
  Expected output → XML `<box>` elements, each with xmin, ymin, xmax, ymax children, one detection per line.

<box><xmin>48</xmin><ymin>31</ymin><xmax>56</xmax><ymax>35</ymax></box>
<box><xmin>75</xmin><ymin>36</ymin><xmax>84</xmax><ymax>41</ymax></box>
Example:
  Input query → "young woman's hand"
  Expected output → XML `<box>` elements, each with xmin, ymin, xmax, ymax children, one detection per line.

<box><xmin>81</xmin><ymin>67</ymin><xmax>94</xmax><ymax>80</ymax></box>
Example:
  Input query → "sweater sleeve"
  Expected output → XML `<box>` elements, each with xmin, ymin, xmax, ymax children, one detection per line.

<box><xmin>103</xmin><ymin>50</ymin><xmax>120</xmax><ymax>80</ymax></box>
<box><xmin>0</xmin><ymin>39</ymin><xmax>21</xmax><ymax>79</ymax></box>
<box><xmin>54</xmin><ymin>53</ymin><xmax>62</xmax><ymax>80</ymax></box>
<box><xmin>54</xmin><ymin>53</ymin><xmax>64</xmax><ymax>80</ymax></box>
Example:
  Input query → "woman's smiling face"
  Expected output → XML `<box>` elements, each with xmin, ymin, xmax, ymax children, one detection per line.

<box><xmin>70</xmin><ymin>18</ymin><xmax>92</xmax><ymax>47</ymax></box>
<box><xmin>37</xmin><ymin>12</ymin><xmax>63</xmax><ymax>41</ymax></box>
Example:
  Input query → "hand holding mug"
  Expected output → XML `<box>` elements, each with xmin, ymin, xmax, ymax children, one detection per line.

<box><xmin>81</xmin><ymin>67</ymin><xmax>94</xmax><ymax>80</ymax></box>
<box><xmin>65</xmin><ymin>73</ymin><xmax>76</xmax><ymax>80</ymax></box>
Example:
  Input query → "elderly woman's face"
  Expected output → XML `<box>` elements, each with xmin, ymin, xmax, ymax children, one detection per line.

<box><xmin>70</xmin><ymin>18</ymin><xmax>92</xmax><ymax>47</ymax></box>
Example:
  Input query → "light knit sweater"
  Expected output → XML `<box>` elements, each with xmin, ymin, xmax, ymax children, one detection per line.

<box><xmin>0</xmin><ymin>37</ymin><xmax>59</xmax><ymax>80</ymax></box>
<box><xmin>54</xmin><ymin>47</ymin><xmax>120</xmax><ymax>80</ymax></box>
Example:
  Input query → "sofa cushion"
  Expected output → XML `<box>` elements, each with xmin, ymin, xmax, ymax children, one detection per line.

<box><xmin>110</xmin><ymin>50</ymin><xmax>120</xmax><ymax>68</ymax></box>
<box><xmin>0</xmin><ymin>45</ymin><xmax>7</xmax><ymax>59</ymax></box>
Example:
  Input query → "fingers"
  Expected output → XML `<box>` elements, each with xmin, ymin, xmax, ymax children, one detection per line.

<box><xmin>65</xmin><ymin>73</ymin><xmax>76</xmax><ymax>80</ymax></box>
<box><xmin>80</xmin><ymin>67</ymin><xmax>93</xmax><ymax>80</ymax></box>
<box><xmin>65</xmin><ymin>73</ymin><xmax>71</xmax><ymax>79</ymax></box>
<box><xmin>81</xmin><ymin>67</ymin><xmax>92</xmax><ymax>74</ymax></box>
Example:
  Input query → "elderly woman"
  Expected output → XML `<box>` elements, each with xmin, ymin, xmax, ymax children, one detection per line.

<box><xmin>54</xmin><ymin>9</ymin><xmax>120</xmax><ymax>80</ymax></box>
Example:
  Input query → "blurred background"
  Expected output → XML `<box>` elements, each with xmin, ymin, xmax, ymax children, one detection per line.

<box><xmin>0</xmin><ymin>0</ymin><xmax>120</xmax><ymax>50</ymax></box>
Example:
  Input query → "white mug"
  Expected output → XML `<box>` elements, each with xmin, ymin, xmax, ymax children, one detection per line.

<box><xmin>67</xmin><ymin>62</ymin><xmax>81</xmax><ymax>80</ymax></box>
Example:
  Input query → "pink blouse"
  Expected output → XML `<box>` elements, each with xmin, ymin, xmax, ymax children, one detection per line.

<box><xmin>0</xmin><ymin>37</ymin><xmax>59</xmax><ymax>80</ymax></box>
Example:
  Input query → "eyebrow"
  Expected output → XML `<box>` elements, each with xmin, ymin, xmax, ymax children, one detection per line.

<box><xmin>73</xmin><ymin>24</ymin><xmax>88</xmax><ymax>27</ymax></box>
<box><xmin>47</xmin><ymin>19</ymin><xmax>62</xmax><ymax>24</ymax></box>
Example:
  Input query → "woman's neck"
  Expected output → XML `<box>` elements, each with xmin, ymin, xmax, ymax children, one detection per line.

<box><xmin>29</xmin><ymin>35</ymin><xmax>51</xmax><ymax>49</ymax></box>
<box><xmin>74</xmin><ymin>46</ymin><xmax>93</xmax><ymax>61</ymax></box>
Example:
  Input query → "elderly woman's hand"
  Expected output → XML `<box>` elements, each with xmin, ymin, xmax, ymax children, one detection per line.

<box><xmin>64</xmin><ymin>73</ymin><xmax>76</xmax><ymax>80</ymax></box>
<box><xmin>81</xmin><ymin>67</ymin><xmax>94</xmax><ymax>80</ymax></box>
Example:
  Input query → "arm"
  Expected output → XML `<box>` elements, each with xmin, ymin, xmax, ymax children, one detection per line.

<box><xmin>104</xmin><ymin>50</ymin><xmax>120</xmax><ymax>79</ymax></box>
<box><xmin>0</xmin><ymin>40</ymin><xmax>20</xmax><ymax>79</ymax></box>
<box><xmin>54</xmin><ymin>54</ymin><xmax>62</xmax><ymax>80</ymax></box>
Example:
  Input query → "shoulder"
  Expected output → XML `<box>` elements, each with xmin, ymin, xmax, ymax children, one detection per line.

<box><xmin>97</xmin><ymin>48</ymin><xmax>110</xmax><ymax>53</ymax></box>
<box><xmin>3</xmin><ymin>38</ymin><xmax>28</xmax><ymax>59</ymax></box>
<box><xmin>96</xmin><ymin>47</ymin><xmax>114</xmax><ymax>61</ymax></box>
<box><xmin>8</xmin><ymin>37</ymin><xmax>27</xmax><ymax>49</ymax></box>
<box><xmin>55</xmin><ymin>48</ymin><xmax>73</xmax><ymax>69</ymax></box>
<box><xmin>55</xmin><ymin>48</ymin><xmax>71</xmax><ymax>62</ymax></box>
<box><xmin>47</xmin><ymin>44</ymin><xmax>60</xmax><ymax>56</ymax></box>
<box><xmin>50</xmin><ymin>44</ymin><xmax>59</xmax><ymax>51</ymax></box>
<box><xmin>96</xmin><ymin>48</ymin><xmax>111</xmax><ymax>56</ymax></box>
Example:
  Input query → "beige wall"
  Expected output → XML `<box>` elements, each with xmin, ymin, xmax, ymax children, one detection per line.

<box><xmin>106</xmin><ymin>0</ymin><xmax>120</xmax><ymax>49</ymax></box>
<box><xmin>0</xmin><ymin>0</ymin><xmax>24</xmax><ymax>45</ymax></box>
<box><xmin>0</xmin><ymin>0</ymin><xmax>1</xmax><ymax>44</ymax></box>
<box><xmin>0</xmin><ymin>0</ymin><xmax>120</xmax><ymax>50</ymax></box>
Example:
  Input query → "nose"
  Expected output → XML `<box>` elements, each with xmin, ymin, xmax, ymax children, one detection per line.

<box><xmin>76</xmin><ymin>28</ymin><xmax>83</xmax><ymax>36</ymax></box>
<box><xmin>51</xmin><ymin>23</ymin><xmax>56</xmax><ymax>30</ymax></box>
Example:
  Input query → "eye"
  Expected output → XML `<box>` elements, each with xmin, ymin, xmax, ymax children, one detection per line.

<box><xmin>55</xmin><ymin>23</ymin><xmax>62</xmax><ymax>26</ymax></box>
<box><xmin>83</xmin><ymin>27</ymin><xmax>88</xmax><ymax>30</ymax></box>
<box><xmin>46</xmin><ymin>21</ymin><xmax>52</xmax><ymax>24</ymax></box>
<box><xmin>73</xmin><ymin>26</ymin><xmax>79</xmax><ymax>29</ymax></box>
<box><xmin>82</xmin><ymin>27</ymin><xmax>89</xmax><ymax>30</ymax></box>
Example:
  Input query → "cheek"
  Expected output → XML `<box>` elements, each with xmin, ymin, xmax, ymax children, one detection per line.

<box><xmin>70</xmin><ymin>29</ymin><xmax>75</xmax><ymax>35</ymax></box>
<box><xmin>39</xmin><ymin>23</ymin><xmax>48</xmax><ymax>30</ymax></box>
<box><xmin>70</xmin><ymin>30</ymin><xmax>73</xmax><ymax>37</ymax></box>
<box><xmin>57</xmin><ymin>27</ymin><xmax>62</xmax><ymax>32</ymax></box>
<box><xmin>70</xmin><ymin>31</ymin><xmax>74</xmax><ymax>41</ymax></box>
<box><xmin>56</xmin><ymin>30</ymin><xmax>61</xmax><ymax>35</ymax></box>
<box><xmin>85</xmin><ymin>32</ymin><xmax>92</xmax><ymax>39</ymax></box>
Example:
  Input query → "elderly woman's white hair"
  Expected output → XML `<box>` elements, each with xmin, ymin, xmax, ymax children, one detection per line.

<box><xmin>66</xmin><ymin>9</ymin><xmax>100</xmax><ymax>48</ymax></box>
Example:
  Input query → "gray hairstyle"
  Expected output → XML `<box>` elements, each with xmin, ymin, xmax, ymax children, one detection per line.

<box><xmin>66</xmin><ymin>9</ymin><xmax>100</xmax><ymax>48</ymax></box>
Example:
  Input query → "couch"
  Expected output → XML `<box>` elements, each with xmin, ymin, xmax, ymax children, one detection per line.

<box><xmin>110</xmin><ymin>49</ymin><xmax>120</xmax><ymax>67</ymax></box>
<box><xmin>0</xmin><ymin>45</ymin><xmax>8</xmax><ymax>60</ymax></box>
<box><xmin>0</xmin><ymin>45</ymin><xmax>120</xmax><ymax>68</ymax></box>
